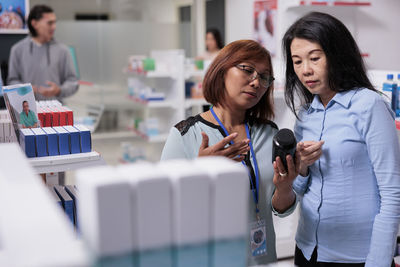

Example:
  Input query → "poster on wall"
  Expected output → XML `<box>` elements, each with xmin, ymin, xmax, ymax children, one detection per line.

<box><xmin>254</xmin><ymin>0</ymin><xmax>277</xmax><ymax>57</ymax></box>
<box><xmin>0</xmin><ymin>0</ymin><xmax>29</xmax><ymax>34</ymax></box>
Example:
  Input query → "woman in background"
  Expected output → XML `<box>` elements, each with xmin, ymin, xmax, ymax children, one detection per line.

<box><xmin>162</xmin><ymin>39</ymin><xmax>299</xmax><ymax>266</ymax></box>
<box><xmin>283</xmin><ymin>12</ymin><xmax>400</xmax><ymax>266</ymax></box>
<box><xmin>198</xmin><ymin>28</ymin><xmax>224</xmax><ymax>61</ymax></box>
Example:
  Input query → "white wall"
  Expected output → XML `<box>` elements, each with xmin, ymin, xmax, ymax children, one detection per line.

<box><xmin>225</xmin><ymin>0</ymin><xmax>400</xmax><ymax>70</ymax></box>
<box><xmin>30</xmin><ymin>0</ymin><xmax>112</xmax><ymax>20</ymax></box>
<box><xmin>30</xmin><ymin>0</ymin><xmax>178</xmax><ymax>23</ymax></box>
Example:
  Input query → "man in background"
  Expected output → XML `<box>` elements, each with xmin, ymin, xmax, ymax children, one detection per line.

<box><xmin>7</xmin><ymin>5</ymin><xmax>78</xmax><ymax>102</ymax></box>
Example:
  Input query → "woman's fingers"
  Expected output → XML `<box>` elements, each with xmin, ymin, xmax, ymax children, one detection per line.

<box><xmin>300</xmin><ymin>141</ymin><xmax>324</xmax><ymax>156</ymax></box>
<box><xmin>221</xmin><ymin>139</ymin><xmax>250</xmax><ymax>157</ymax></box>
<box><xmin>199</xmin><ymin>132</ymin><xmax>209</xmax><ymax>150</ymax></box>
<box><xmin>275</xmin><ymin>156</ymin><xmax>287</xmax><ymax>176</ymax></box>
<box><xmin>286</xmin><ymin>155</ymin><xmax>297</xmax><ymax>177</ymax></box>
<box><xmin>213</xmin><ymin>132</ymin><xmax>238</xmax><ymax>150</ymax></box>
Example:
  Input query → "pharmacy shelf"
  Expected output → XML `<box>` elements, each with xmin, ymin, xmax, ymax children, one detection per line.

<box><xmin>185</xmin><ymin>70</ymin><xmax>205</xmax><ymax>79</ymax></box>
<box><xmin>29</xmin><ymin>151</ymin><xmax>105</xmax><ymax>174</ymax></box>
<box><xmin>127</xmin><ymin>96</ymin><xmax>176</xmax><ymax>108</ymax></box>
<box><xmin>129</xmin><ymin>127</ymin><xmax>169</xmax><ymax>143</ymax></box>
<box><xmin>123</xmin><ymin>68</ymin><xmax>175</xmax><ymax>78</ymax></box>
<box><xmin>92</xmin><ymin>130</ymin><xmax>139</xmax><ymax>141</ymax></box>
<box><xmin>184</xmin><ymin>98</ymin><xmax>209</xmax><ymax>109</ymax></box>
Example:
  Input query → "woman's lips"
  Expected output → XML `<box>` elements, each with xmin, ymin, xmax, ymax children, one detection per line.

<box><xmin>244</xmin><ymin>91</ymin><xmax>257</xmax><ymax>98</ymax></box>
<box><xmin>305</xmin><ymin>80</ymin><xmax>318</xmax><ymax>87</ymax></box>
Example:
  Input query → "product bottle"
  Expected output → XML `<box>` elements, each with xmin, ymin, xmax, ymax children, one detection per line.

<box><xmin>382</xmin><ymin>74</ymin><xmax>397</xmax><ymax>114</ymax></box>
<box><xmin>383</xmin><ymin>74</ymin><xmax>394</xmax><ymax>92</ymax></box>
<box><xmin>396</xmin><ymin>74</ymin><xmax>400</xmax><ymax>116</ymax></box>
<box><xmin>391</xmin><ymin>75</ymin><xmax>398</xmax><ymax>115</ymax></box>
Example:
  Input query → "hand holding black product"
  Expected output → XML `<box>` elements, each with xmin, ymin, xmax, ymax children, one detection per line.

<box><xmin>272</xmin><ymin>128</ymin><xmax>297</xmax><ymax>172</ymax></box>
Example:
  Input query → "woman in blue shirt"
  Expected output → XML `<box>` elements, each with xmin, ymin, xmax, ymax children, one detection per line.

<box><xmin>162</xmin><ymin>40</ymin><xmax>299</xmax><ymax>265</ymax></box>
<box><xmin>283</xmin><ymin>12</ymin><xmax>400</xmax><ymax>266</ymax></box>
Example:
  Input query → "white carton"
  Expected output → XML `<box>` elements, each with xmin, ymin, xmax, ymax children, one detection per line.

<box><xmin>76</xmin><ymin>166</ymin><xmax>134</xmax><ymax>257</ymax></box>
<box><xmin>0</xmin><ymin>143</ymin><xmax>89</xmax><ymax>266</ymax></box>
<box><xmin>118</xmin><ymin>162</ymin><xmax>172</xmax><ymax>251</ymax></box>
<box><xmin>158</xmin><ymin>159</ymin><xmax>211</xmax><ymax>246</ymax></box>
<box><xmin>194</xmin><ymin>157</ymin><xmax>249</xmax><ymax>240</ymax></box>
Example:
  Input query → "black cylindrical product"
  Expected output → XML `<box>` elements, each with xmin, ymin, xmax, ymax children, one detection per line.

<box><xmin>272</xmin><ymin>128</ymin><xmax>297</xmax><ymax>172</ymax></box>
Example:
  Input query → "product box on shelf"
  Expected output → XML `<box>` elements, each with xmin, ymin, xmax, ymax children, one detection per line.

<box><xmin>31</xmin><ymin>128</ymin><xmax>48</xmax><ymax>157</ymax></box>
<box><xmin>63</xmin><ymin>126</ymin><xmax>80</xmax><ymax>154</ymax></box>
<box><xmin>61</xmin><ymin>107</ymin><xmax>74</xmax><ymax>125</ymax></box>
<box><xmin>42</xmin><ymin>127</ymin><xmax>59</xmax><ymax>156</ymax></box>
<box><xmin>118</xmin><ymin>162</ymin><xmax>172</xmax><ymax>251</ymax></box>
<box><xmin>76</xmin><ymin>166</ymin><xmax>134</xmax><ymax>257</ymax></box>
<box><xmin>19</xmin><ymin>128</ymin><xmax>35</xmax><ymax>158</ymax></box>
<box><xmin>73</xmin><ymin>124</ymin><xmax>92</xmax><ymax>153</ymax></box>
<box><xmin>53</xmin><ymin>126</ymin><xmax>70</xmax><ymax>155</ymax></box>
<box><xmin>158</xmin><ymin>160</ymin><xmax>211</xmax><ymax>246</ymax></box>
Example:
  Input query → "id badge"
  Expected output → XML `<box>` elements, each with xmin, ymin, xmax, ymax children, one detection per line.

<box><xmin>250</xmin><ymin>219</ymin><xmax>267</xmax><ymax>257</ymax></box>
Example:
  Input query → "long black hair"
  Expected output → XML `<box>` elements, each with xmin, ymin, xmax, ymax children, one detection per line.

<box><xmin>206</xmin><ymin>28</ymin><xmax>224</xmax><ymax>50</ymax></box>
<box><xmin>28</xmin><ymin>5</ymin><xmax>54</xmax><ymax>37</ymax></box>
<box><xmin>282</xmin><ymin>12</ymin><xmax>375</xmax><ymax>116</ymax></box>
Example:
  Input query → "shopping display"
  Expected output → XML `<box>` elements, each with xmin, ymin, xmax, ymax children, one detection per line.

<box><xmin>76</xmin><ymin>157</ymin><xmax>248</xmax><ymax>265</ymax></box>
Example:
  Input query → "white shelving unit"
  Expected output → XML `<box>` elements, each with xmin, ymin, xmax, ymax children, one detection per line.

<box><xmin>124</xmin><ymin>50</ymin><xmax>186</xmax><ymax>143</ymax></box>
<box><xmin>28</xmin><ymin>151</ymin><xmax>105</xmax><ymax>174</ymax></box>
<box><xmin>92</xmin><ymin>130</ymin><xmax>139</xmax><ymax>141</ymax></box>
<box><xmin>124</xmin><ymin>50</ymin><xmax>210</xmax><ymax>146</ymax></box>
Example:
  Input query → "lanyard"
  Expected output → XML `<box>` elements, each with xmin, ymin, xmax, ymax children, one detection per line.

<box><xmin>210</xmin><ymin>107</ymin><xmax>261</xmax><ymax>215</ymax></box>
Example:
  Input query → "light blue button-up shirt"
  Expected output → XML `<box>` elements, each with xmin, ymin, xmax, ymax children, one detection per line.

<box><xmin>293</xmin><ymin>88</ymin><xmax>400</xmax><ymax>266</ymax></box>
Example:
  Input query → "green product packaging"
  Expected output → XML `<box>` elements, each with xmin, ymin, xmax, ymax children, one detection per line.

<box><xmin>142</xmin><ymin>58</ymin><xmax>155</xmax><ymax>71</ymax></box>
<box><xmin>195</xmin><ymin>59</ymin><xmax>204</xmax><ymax>70</ymax></box>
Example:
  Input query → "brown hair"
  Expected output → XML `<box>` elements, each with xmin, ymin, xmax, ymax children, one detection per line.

<box><xmin>202</xmin><ymin>39</ymin><xmax>274</xmax><ymax>124</ymax></box>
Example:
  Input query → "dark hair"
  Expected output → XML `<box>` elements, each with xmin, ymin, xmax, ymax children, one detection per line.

<box><xmin>282</xmin><ymin>12</ymin><xmax>375</xmax><ymax>116</ymax></box>
<box><xmin>206</xmin><ymin>28</ymin><xmax>224</xmax><ymax>50</ymax></box>
<box><xmin>22</xmin><ymin>100</ymin><xmax>28</xmax><ymax>106</ymax></box>
<box><xmin>28</xmin><ymin>5</ymin><xmax>54</xmax><ymax>37</ymax></box>
<box><xmin>203</xmin><ymin>39</ymin><xmax>274</xmax><ymax>124</ymax></box>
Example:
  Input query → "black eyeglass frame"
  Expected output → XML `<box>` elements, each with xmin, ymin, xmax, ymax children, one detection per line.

<box><xmin>235</xmin><ymin>64</ymin><xmax>275</xmax><ymax>88</ymax></box>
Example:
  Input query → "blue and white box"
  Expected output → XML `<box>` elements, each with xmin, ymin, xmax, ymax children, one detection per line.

<box><xmin>76</xmin><ymin>166</ymin><xmax>134</xmax><ymax>257</ymax></box>
<box><xmin>53</xmin><ymin>126</ymin><xmax>69</xmax><ymax>155</ymax></box>
<box><xmin>42</xmin><ymin>127</ymin><xmax>59</xmax><ymax>156</ymax></box>
<box><xmin>63</xmin><ymin>126</ymin><xmax>80</xmax><ymax>154</ymax></box>
<box><xmin>31</xmin><ymin>128</ymin><xmax>47</xmax><ymax>157</ymax></box>
<box><xmin>118</xmin><ymin>162</ymin><xmax>172</xmax><ymax>251</ymax></box>
<box><xmin>19</xmin><ymin>128</ymin><xmax>35</xmax><ymax>158</ymax></box>
<box><xmin>158</xmin><ymin>160</ymin><xmax>211</xmax><ymax>246</ymax></box>
<box><xmin>74</xmin><ymin>124</ymin><xmax>91</xmax><ymax>153</ymax></box>
<box><xmin>194</xmin><ymin>157</ymin><xmax>249</xmax><ymax>241</ymax></box>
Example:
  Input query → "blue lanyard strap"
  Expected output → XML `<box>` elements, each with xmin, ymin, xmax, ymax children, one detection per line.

<box><xmin>210</xmin><ymin>107</ymin><xmax>261</xmax><ymax>213</ymax></box>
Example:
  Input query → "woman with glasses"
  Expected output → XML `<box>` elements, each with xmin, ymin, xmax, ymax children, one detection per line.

<box><xmin>283</xmin><ymin>12</ymin><xmax>400</xmax><ymax>266</ymax></box>
<box><xmin>161</xmin><ymin>39</ymin><xmax>300</xmax><ymax>266</ymax></box>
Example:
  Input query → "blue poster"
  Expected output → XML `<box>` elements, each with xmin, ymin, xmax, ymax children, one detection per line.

<box><xmin>0</xmin><ymin>0</ymin><xmax>29</xmax><ymax>33</ymax></box>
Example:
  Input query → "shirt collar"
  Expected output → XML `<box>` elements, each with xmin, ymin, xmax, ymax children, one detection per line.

<box><xmin>308</xmin><ymin>89</ymin><xmax>358</xmax><ymax>113</ymax></box>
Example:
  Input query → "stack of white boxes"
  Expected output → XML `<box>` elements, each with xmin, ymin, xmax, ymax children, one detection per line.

<box><xmin>76</xmin><ymin>157</ymin><xmax>249</xmax><ymax>266</ymax></box>
<box><xmin>0</xmin><ymin>110</ymin><xmax>17</xmax><ymax>143</ymax></box>
<box><xmin>0</xmin><ymin>143</ymin><xmax>89</xmax><ymax>267</ymax></box>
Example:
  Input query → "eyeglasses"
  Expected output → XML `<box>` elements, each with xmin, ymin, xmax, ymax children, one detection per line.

<box><xmin>235</xmin><ymin>64</ymin><xmax>275</xmax><ymax>88</ymax></box>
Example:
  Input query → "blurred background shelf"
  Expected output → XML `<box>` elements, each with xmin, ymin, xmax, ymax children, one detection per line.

<box><xmin>29</xmin><ymin>151</ymin><xmax>105</xmax><ymax>173</ymax></box>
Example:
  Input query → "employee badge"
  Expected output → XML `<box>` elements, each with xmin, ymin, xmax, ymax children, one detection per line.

<box><xmin>250</xmin><ymin>219</ymin><xmax>267</xmax><ymax>257</ymax></box>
